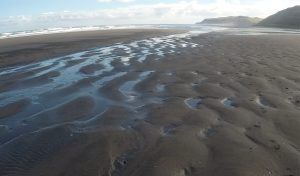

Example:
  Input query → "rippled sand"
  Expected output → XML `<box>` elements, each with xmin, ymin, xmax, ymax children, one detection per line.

<box><xmin>0</xmin><ymin>30</ymin><xmax>300</xmax><ymax>176</ymax></box>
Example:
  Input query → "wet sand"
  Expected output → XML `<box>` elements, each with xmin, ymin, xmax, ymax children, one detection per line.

<box><xmin>0</xmin><ymin>30</ymin><xmax>300</xmax><ymax>176</ymax></box>
<box><xmin>0</xmin><ymin>29</ymin><xmax>182</xmax><ymax>68</ymax></box>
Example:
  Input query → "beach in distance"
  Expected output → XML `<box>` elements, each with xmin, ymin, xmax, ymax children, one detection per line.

<box><xmin>0</xmin><ymin>24</ymin><xmax>300</xmax><ymax>176</ymax></box>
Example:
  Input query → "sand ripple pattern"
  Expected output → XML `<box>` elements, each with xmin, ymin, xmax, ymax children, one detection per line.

<box><xmin>0</xmin><ymin>33</ymin><xmax>200</xmax><ymax>175</ymax></box>
<box><xmin>1</xmin><ymin>32</ymin><xmax>300</xmax><ymax>176</ymax></box>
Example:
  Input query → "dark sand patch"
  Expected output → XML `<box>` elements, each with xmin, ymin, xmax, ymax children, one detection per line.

<box><xmin>21</xmin><ymin>71</ymin><xmax>60</xmax><ymax>85</ymax></box>
<box><xmin>23</xmin><ymin>96</ymin><xmax>95</xmax><ymax>127</ymax></box>
<box><xmin>64</xmin><ymin>59</ymin><xmax>85</xmax><ymax>68</ymax></box>
<box><xmin>79</xmin><ymin>63</ymin><xmax>104</xmax><ymax>75</ymax></box>
<box><xmin>0</xmin><ymin>99</ymin><xmax>31</xmax><ymax>119</ymax></box>
<box><xmin>57</xmin><ymin>96</ymin><xmax>95</xmax><ymax>121</ymax></box>
<box><xmin>0</xmin><ymin>80</ymin><xmax>17</xmax><ymax>93</ymax></box>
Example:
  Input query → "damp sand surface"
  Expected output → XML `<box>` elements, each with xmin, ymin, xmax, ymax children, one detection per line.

<box><xmin>0</xmin><ymin>28</ymin><xmax>183</xmax><ymax>68</ymax></box>
<box><xmin>0</xmin><ymin>30</ymin><xmax>300</xmax><ymax>176</ymax></box>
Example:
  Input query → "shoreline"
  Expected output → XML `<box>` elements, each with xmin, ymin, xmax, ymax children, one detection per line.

<box><xmin>0</xmin><ymin>28</ymin><xmax>184</xmax><ymax>68</ymax></box>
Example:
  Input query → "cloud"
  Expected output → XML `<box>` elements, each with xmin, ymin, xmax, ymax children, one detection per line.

<box><xmin>0</xmin><ymin>0</ymin><xmax>299</xmax><ymax>32</ymax></box>
<box><xmin>97</xmin><ymin>0</ymin><xmax>135</xmax><ymax>3</ymax></box>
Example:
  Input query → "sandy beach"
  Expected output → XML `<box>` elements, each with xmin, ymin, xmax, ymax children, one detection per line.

<box><xmin>0</xmin><ymin>29</ymin><xmax>300</xmax><ymax>176</ymax></box>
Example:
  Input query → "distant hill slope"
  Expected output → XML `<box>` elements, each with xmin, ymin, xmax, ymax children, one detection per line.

<box><xmin>197</xmin><ymin>16</ymin><xmax>262</xmax><ymax>27</ymax></box>
<box><xmin>258</xmin><ymin>6</ymin><xmax>300</xmax><ymax>29</ymax></box>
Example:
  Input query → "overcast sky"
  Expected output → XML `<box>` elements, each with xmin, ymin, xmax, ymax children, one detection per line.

<box><xmin>0</xmin><ymin>0</ymin><xmax>299</xmax><ymax>32</ymax></box>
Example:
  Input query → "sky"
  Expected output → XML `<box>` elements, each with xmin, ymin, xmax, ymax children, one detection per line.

<box><xmin>0</xmin><ymin>0</ymin><xmax>299</xmax><ymax>32</ymax></box>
